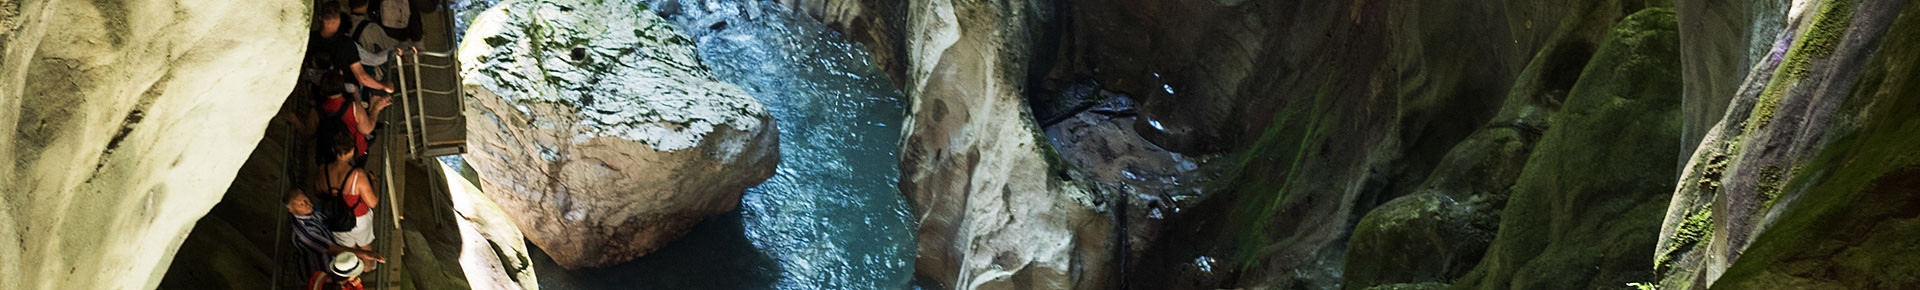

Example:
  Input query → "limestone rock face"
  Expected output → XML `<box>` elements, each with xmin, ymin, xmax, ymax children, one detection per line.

<box><xmin>1674</xmin><ymin>0</ymin><xmax>1789</xmax><ymax>161</ymax></box>
<box><xmin>458</xmin><ymin>0</ymin><xmax>779</xmax><ymax>269</ymax></box>
<box><xmin>0</xmin><ymin>0</ymin><xmax>306</xmax><ymax>289</ymax></box>
<box><xmin>895</xmin><ymin>0</ymin><xmax>1112</xmax><ymax>288</ymax></box>
<box><xmin>1655</xmin><ymin>1</ymin><xmax>1920</xmax><ymax>288</ymax></box>
<box><xmin>444</xmin><ymin>161</ymin><xmax>539</xmax><ymax>290</ymax></box>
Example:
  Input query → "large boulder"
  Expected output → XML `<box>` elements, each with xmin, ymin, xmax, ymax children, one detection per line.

<box><xmin>895</xmin><ymin>0</ymin><xmax>1113</xmax><ymax>288</ymax></box>
<box><xmin>458</xmin><ymin>0</ymin><xmax>779</xmax><ymax>269</ymax></box>
<box><xmin>0</xmin><ymin>0</ymin><xmax>307</xmax><ymax>289</ymax></box>
<box><xmin>1344</xmin><ymin>193</ymin><xmax>1498</xmax><ymax>289</ymax></box>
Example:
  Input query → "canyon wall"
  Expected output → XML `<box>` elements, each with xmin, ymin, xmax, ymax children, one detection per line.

<box><xmin>1655</xmin><ymin>0</ymin><xmax>1920</xmax><ymax>288</ymax></box>
<box><xmin>0</xmin><ymin>0</ymin><xmax>307</xmax><ymax>289</ymax></box>
<box><xmin>893</xmin><ymin>0</ymin><xmax>1114</xmax><ymax>288</ymax></box>
<box><xmin>791</xmin><ymin>0</ymin><xmax>1920</xmax><ymax>288</ymax></box>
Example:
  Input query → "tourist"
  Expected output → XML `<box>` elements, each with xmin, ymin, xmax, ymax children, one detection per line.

<box><xmin>287</xmin><ymin>189</ymin><xmax>385</xmax><ymax>289</ymax></box>
<box><xmin>318</xmin><ymin>88</ymin><xmax>391</xmax><ymax>161</ymax></box>
<box><xmin>309</xmin><ymin>252</ymin><xmax>370</xmax><ymax>290</ymax></box>
<box><xmin>318</xmin><ymin>133</ymin><xmax>381</xmax><ymax>270</ymax></box>
<box><xmin>347</xmin><ymin>0</ymin><xmax>405</xmax><ymax>70</ymax></box>
<box><xmin>315</xmin><ymin>2</ymin><xmax>395</xmax><ymax>99</ymax></box>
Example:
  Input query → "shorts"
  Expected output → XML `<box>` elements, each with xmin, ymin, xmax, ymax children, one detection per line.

<box><xmin>332</xmin><ymin>214</ymin><xmax>375</xmax><ymax>247</ymax></box>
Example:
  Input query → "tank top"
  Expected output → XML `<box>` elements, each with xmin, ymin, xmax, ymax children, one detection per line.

<box><xmin>322</xmin><ymin>97</ymin><xmax>369</xmax><ymax>157</ymax></box>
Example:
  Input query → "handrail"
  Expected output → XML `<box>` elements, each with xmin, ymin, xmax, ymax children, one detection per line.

<box><xmin>394</xmin><ymin>44</ymin><xmax>466</xmax><ymax>161</ymax></box>
<box><xmin>407</xmin><ymin>88</ymin><xmax>458</xmax><ymax>95</ymax></box>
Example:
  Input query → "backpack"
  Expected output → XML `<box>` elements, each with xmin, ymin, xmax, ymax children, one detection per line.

<box><xmin>379</xmin><ymin>0</ymin><xmax>411</xmax><ymax>29</ymax></box>
<box><xmin>316</xmin><ymin>167</ymin><xmax>363</xmax><ymax>231</ymax></box>
<box><xmin>349</xmin><ymin>18</ymin><xmax>394</xmax><ymax>67</ymax></box>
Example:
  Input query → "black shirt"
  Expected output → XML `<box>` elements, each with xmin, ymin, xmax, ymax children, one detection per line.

<box><xmin>312</xmin><ymin>31</ymin><xmax>360</xmax><ymax>74</ymax></box>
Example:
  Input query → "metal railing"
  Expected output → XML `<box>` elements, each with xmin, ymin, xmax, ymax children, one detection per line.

<box><xmin>394</xmin><ymin>47</ymin><xmax>468</xmax><ymax>161</ymax></box>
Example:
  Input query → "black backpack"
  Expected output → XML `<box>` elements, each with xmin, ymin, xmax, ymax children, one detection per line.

<box><xmin>315</xmin><ymin>169</ymin><xmax>362</xmax><ymax>231</ymax></box>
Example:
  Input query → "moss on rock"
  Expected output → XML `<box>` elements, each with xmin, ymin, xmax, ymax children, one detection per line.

<box><xmin>1743</xmin><ymin>0</ymin><xmax>1854</xmax><ymax>135</ymax></box>
<box><xmin>1708</xmin><ymin>3</ymin><xmax>1920</xmax><ymax>287</ymax></box>
<box><xmin>1366</xmin><ymin>282</ymin><xmax>1452</xmax><ymax>290</ymax></box>
<box><xmin>1344</xmin><ymin>193</ymin><xmax>1496</xmax><ymax>289</ymax></box>
<box><xmin>1657</xmin><ymin>206</ymin><xmax>1713</xmax><ymax>273</ymax></box>
<box><xmin>1449</xmin><ymin>8</ymin><xmax>1683</xmax><ymax>290</ymax></box>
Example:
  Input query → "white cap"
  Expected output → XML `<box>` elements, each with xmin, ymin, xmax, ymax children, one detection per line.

<box><xmin>329</xmin><ymin>252</ymin><xmax>364</xmax><ymax>278</ymax></box>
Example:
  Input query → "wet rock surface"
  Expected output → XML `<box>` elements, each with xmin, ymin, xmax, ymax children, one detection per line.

<box><xmin>458</xmin><ymin>0</ymin><xmax>779</xmax><ymax>269</ymax></box>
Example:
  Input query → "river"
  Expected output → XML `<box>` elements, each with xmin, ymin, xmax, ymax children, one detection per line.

<box><xmin>452</xmin><ymin>0</ymin><xmax>918</xmax><ymax>289</ymax></box>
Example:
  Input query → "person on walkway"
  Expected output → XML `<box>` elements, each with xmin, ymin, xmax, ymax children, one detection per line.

<box><xmin>287</xmin><ymin>189</ymin><xmax>385</xmax><ymax>288</ymax></box>
<box><xmin>318</xmin><ymin>88</ymin><xmax>391</xmax><ymax>161</ymax></box>
<box><xmin>317</xmin><ymin>133</ymin><xmax>381</xmax><ymax>270</ymax></box>
<box><xmin>347</xmin><ymin>0</ymin><xmax>407</xmax><ymax>69</ymax></box>
<box><xmin>315</xmin><ymin>2</ymin><xmax>395</xmax><ymax>98</ymax></box>
<box><xmin>309</xmin><ymin>252</ymin><xmax>369</xmax><ymax>290</ymax></box>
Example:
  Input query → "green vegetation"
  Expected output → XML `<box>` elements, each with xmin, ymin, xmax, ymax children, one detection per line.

<box><xmin>1756</xmin><ymin>166</ymin><xmax>1787</xmax><ymax>211</ymax></box>
<box><xmin>1219</xmin><ymin>76</ymin><xmax>1339</xmax><ymax>270</ymax></box>
<box><xmin>1696</xmin><ymin>153</ymin><xmax>1730</xmax><ymax>193</ymax></box>
<box><xmin>1713</xmin><ymin>4</ymin><xmax>1920</xmax><ymax>286</ymax></box>
<box><xmin>1656</xmin><ymin>206</ymin><xmax>1712</xmax><ymax>272</ymax></box>
<box><xmin>1744</xmin><ymin>0</ymin><xmax>1854</xmax><ymax>134</ymax></box>
<box><xmin>1449</xmin><ymin>8</ymin><xmax>1682</xmax><ymax>289</ymax></box>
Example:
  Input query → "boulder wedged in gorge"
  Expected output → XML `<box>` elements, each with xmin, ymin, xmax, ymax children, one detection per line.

<box><xmin>895</xmin><ymin>0</ymin><xmax>1112</xmax><ymax>288</ymax></box>
<box><xmin>458</xmin><ymin>0</ymin><xmax>779</xmax><ymax>269</ymax></box>
<box><xmin>0</xmin><ymin>0</ymin><xmax>306</xmax><ymax>289</ymax></box>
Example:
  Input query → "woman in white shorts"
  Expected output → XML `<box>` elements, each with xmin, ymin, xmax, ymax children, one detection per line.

<box><xmin>321</xmin><ymin>133</ymin><xmax>381</xmax><ymax>268</ymax></box>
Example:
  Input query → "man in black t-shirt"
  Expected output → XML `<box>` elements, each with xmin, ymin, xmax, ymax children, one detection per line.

<box><xmin>315</xmin><ymin>2</ymin><xmax>394</xmax><ymax>98</ymax></box>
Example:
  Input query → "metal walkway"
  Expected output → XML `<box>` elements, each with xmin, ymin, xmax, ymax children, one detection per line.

<box><xmin>266</xmin><ymin>2</ymin><xmax>467</xmax><ymax>289</ymax></box>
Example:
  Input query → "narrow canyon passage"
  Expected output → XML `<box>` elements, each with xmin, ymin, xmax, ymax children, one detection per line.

<box><xmin>10</xmin><ymin>0</ymin><xmax>1920</xmax><ymax>290</ymax></box>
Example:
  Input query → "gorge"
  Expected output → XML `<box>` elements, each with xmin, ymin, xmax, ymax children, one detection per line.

<box><xmin>3</xmin><ymin>0</ymin><xmax>1919</xmax><ymax>289</ymax></box>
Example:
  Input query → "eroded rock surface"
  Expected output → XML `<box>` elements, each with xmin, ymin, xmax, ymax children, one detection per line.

<box><xmin>445</xmin><ymin>161</ymin><xmax>540</xmax><ymax>290</ymax></box>
<box><xmin>895</xmin><ymin>0</ymin><xmax>1113</xmax><ymax>288</ymax></box>
<box><xmin>1656</xmin><ymin>0</ymin><xmax>1919</xmax><ymax>288</ymax></box>
<box><xmin>458</xmin><ymin>0</ymin><xmax>779</xmax><ymax>269</ymax></box>
<box><xmin>0</xmin><ymin>0</ymin><xmax>306</xmax><ymax>289</ymax></box>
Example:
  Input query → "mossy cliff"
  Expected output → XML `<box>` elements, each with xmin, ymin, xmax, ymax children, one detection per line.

<box><xmin>1654</xmin><ymin>0</ymin><xmax>1920</xmax><ymax>288</ymax></box>
<box><xmin>1443</xmin><ymin>8</ymin><xmax>1683</xmax><ymax>290</ymax></box>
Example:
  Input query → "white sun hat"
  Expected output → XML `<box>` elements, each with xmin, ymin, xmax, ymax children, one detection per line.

<box><xmin>329</xmin><ymin>252</ymin><xmax>364</xmax><ymax>278</ymax></box>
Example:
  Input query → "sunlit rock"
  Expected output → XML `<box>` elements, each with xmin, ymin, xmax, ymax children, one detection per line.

<box><xmin>0</xmin><ymin>0</ymin><xmax>306</xmax><ymax>289</ymax></box>
<box><xmin>458</xmin><ymin>0</ymin><xmax>779</xmax><ymax>269</ymax></box>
